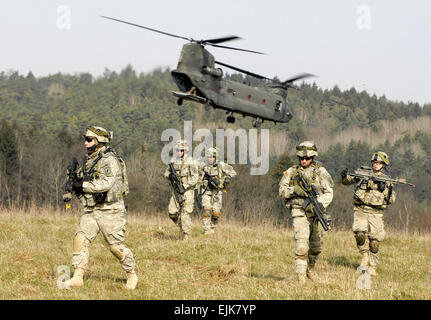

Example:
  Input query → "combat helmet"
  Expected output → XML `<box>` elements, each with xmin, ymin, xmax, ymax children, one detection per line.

<box><xmin>84</xmin><ymin>126</ymin><xmax>112</xmax><ymax>143</ymax></box>
<box><xmin>175</xmin><ymin>139</ymin><xmax>189</xmax><ymax>152</ymax></box>
<box><xmin>296</xmin><ymin>141</ymin><xmax>318</xmax><ymax>158</ymax></box>
<box><xmin>371</xmin><ymin>151</ymin><xmax>390</xmax><ymax>166</ymax></box>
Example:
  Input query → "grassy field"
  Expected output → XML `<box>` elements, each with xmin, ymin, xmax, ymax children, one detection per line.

<box><xmin>0</xmin><ymin>208</ymin><xmax>430</xmax><ymax>300</ymax></box>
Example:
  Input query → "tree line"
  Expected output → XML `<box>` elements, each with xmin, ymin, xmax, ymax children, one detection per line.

<box><xmin>0</xmin><ymin>66</ymin><xmax>430</xmax><ymax>232</ymax></box>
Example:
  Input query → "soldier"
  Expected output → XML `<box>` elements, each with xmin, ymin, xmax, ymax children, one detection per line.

<box><xmin>341</xmin><ymin>151</ymin><xmax>396</xmax><ymax>276</ymax></box>
<box><xmin>200</xmin><ymin>147</ymin><xmax>237</xmax><ymax>235</ymax></box>
<box><xmin>164</xmin><ymin>140</ymin><xmax>199</xmax><ymax>240</ymax></box>
<box><xmin>279</xmin><ymin>141</ymin><xmax>334</xmax><ymax>282</ymax></box>
<box><xmin>64</xmin><ymin>126</ymin><xmax>138</xmax><ymax>290</ymax></box>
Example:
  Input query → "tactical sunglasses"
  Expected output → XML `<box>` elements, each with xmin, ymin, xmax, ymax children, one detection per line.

<box><xmin>299</xmin><ymin>156</ymin><xmax>313</xmax><ymax>161</ymax></box>
<box><xmin>84</xmin><ymin>136</ymin><xmax>94</xmax><ymax>143</ymax></box>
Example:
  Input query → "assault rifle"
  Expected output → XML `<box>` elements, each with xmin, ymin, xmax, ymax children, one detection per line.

<box><xmin>63</xmin><ymin>139</ymin><xmax>127</xmax><ymax>208</ymax></box>
<box><xmin>204</xmin><ymin>171</ymin><xmax>221</xmax><ymax>190</ymax></box>
<box><xmin>297</xmin><ymin>175</ymin><xmax>332</xmax><ymax>231</ymax></box>
<box><xmin>347</xmin><ymin>166</ymin><xmax>415</xmax><ymax>187</ymax></box>
<box><xmin>168</xmin><ymin>163</ymin><xmax>185</xmax><ymax>206</ymax></box>
<box><xmin>63</xmin><ymin>157</ymin><xmax>80</xmax><ymax>209</ymax></box>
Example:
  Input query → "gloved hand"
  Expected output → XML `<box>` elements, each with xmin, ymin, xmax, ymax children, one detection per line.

<box><xmin>293</xmin><ymin>185</ymin><xmax>308</xmax><ymax>197</ymax></box>
<box><xmin>377</xmin><ymin>181</ymin><xmax>386</xmax><ymax>192</ymax></box>
<box><xmin>341</xmin><ymin>168</ymin><xmax>348</xmax><ymax>179</ymax></box>
<box><xmin>224</xmin><ymin>177</ymin><xmax>231</xmax><ymax>186</ymax></box>
<box><xmin>324</xmin><ymin>214</ymin><xmax>333</xmax><ymax>230</ymax></box>
<box><xmin>63</xmin><ymin>192</ymin><xmax>72</xmax><ymax>203</ymax></box>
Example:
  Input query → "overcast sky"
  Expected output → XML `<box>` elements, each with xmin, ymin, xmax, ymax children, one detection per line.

<box><xmin>1</xmin><ymin>0</ymin><xmax>430</xmax><ymax>104</ymax></box>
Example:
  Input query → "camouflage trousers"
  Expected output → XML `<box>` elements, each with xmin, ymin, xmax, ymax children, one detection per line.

<box><xmin>168</xmin><ymin>189</ymin><xmax>194</xmax><ymax>235</ymax></box>
<box><xmin>201</xmin><ymin>189</ymin><xmax>223</xmax><ymax>231</ymax></box>
<box><xmin>71</xmin><ymin>210</ymin><xmax>135</xmax><ymax>272</ymax></box>
<box><xmin>291</xmin><ymin>208</ymin><xmax>324</xmax><ymax>274</ymax></box>
<box><xmin>352</xmin><ymin>206</ymin><xmax>386</xmax><ymax>267</ymax></box>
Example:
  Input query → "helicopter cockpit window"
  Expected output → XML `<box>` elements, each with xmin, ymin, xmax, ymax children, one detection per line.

<box><xmin>275</xmin><ymin>100</ymin><xmax>282</xmax><ymax>112</ymax></box>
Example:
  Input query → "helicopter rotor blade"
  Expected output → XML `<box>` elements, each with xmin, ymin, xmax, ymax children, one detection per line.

<box><xmin>215</xmin><ymin>61</ymin><xmax>270</xmax><ymax>80</ymax></box>
<box><xmin>282</xmin><ymin>73</ymin><xmax>315</xmax><ymax>85</ymax></box>
<box><xmin>100</xmin><ymin>16</ymin><xmax>191</xmax><ymax>42</ymax></box>
<box><xmin>101</xmin><ymin>16</ymin><xmax>266</xmax><ymax>54</ymax></box>
<box><xmin>209</xmin><ymin>43</ymin><xmax>266</xmax><ymax>55</ymax></box>
<box><xmin>202</xmin><ymin>36</ymin><xmax>241</xmax><ymax>44</ymax></box>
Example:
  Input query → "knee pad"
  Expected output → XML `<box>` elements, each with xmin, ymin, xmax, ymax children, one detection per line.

<box><xmin>72</xmin><ymin>233</ymin><xmax>90</xmax><ymax>268</ymax></box>
<box><xmin>355</xmin><ymin>231</ymin><xmax>366</xmax><ymax>246</ymax></box>
<box><xmin>212</xmin><ymin>211</ymin><xmax>222</xmax><ymax>218</ymax></box>
<box><xmin>369</xmin><ymin>239</ymin><xmax>379</xmax><ymax>254</ymax></box>
<box><xmin>295</xmin><ymin>243</ymin><xmax>309</xmax><ymax>257</ymax></box>
<box><xmin>110</xmin><ymin>244</ymin><xmax>126</xmax><ymax>261</ymax></box>
<box><xmin>73</xmin><ymin>232</ymin><xmax>89</xmax><ymax>252</ymax></box>
<box><xmin>202</xmin><ymin>208</ymin><xmax>212</xmax><ymax>218</ymax></box>
<box><xmin>308</xmin><ymin>250</ymin><xmax>321</xmax><ymax>257</ymax></box>
<box><xmin>169</xmin><ymin>213</ymin><xmax>179</xmax><ymax>224</ymax></box>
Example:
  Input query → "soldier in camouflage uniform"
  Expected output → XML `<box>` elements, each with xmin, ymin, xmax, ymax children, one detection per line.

<box><xmin>200</xmin><ymin>147</ymin><xmax>237</xmax><ymax>235</ymax></box>
<box><xmin>279</xmin><ymin>141</ymin><xmax>334</xmax><ymax>282</ymax></box>
<box><xmin>164</xmin><ymin>140</ymin><xmax>199</xmax><ymax>240</ymax></box>
<box><xmin>64</xmin><ymin>126</ymin><xmax>138</xmax><ymax>290</ymax></box>
<box><xmin>341</xmin><ymin>151</ymin><xmax>396</xmax><ymax>276</ymax></box>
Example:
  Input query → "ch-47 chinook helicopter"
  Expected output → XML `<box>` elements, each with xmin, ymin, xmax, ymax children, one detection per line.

<box><xmin>102</xmin><ymin>16</ymin><xmax>314</xmax><ymax>128</ymax></box>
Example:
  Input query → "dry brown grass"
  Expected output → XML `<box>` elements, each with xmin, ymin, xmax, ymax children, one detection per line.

<box><xmin>0</xmin><ymin>206</ymin><xmax>430</xmax><ymax>300</ymax></box>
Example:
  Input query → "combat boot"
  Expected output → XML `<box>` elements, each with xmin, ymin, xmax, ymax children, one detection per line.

<box><xmin>360</xmin><ymin>252</ymin><xmax>370</xmax><ymax>267</ymax></box>
<box><xmin>125</xmin><ymin>270</ymin><xmax>138</xmax><ymax>290</ymax></box>
<box><xmin>204</xmin><ymin>229</ymin><xmax>215</xmax><ymax>235</ymax></box>
<box><xmin>297</xmin><ymin>273</ymin><xmax>307</xmax><ymax>283</ymax></box>
<box><xmin>306</xmin><ymin>265</ymin><xmax>320</xmax><ymax>282</ymax></box>
<box><xmin>65</xmin><ymin>267</ymin><xmax>85</xmax><ymax>289</ymax></box>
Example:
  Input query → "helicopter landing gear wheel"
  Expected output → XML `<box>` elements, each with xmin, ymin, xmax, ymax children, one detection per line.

<box><xmin>252</xmin><ymin>118</ymin><xmax>262</xmax><ymax>128</ymax></box>
<box><xmin>226</xmin><ymin>115</ymin><xmax>236</xmax><ymax>123</ymax></box>
<box><xmin>177</xmin><ymin>98</ymin><xmax>183</xmax><ymax>106</ymax></box>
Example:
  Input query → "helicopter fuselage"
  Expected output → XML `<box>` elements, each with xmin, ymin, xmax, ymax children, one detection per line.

<box><xmin>171</xmin><ymin>43</ymin><xmax>293</xmax><ymax>124</ymax></box>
